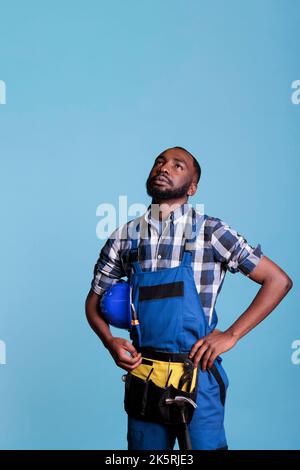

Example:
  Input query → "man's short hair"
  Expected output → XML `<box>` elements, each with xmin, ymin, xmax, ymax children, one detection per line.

<box><xmin>173</xmin><ymin>146</ymin><xmax>201</xmax><ymax>184</ymax></box>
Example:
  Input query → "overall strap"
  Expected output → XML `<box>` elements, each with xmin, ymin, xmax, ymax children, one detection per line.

<box><xmin>181</xmin><ymin>208</ymin><xmax>205</xmax><ymax>267</ymax></box>
<box><xmin>128</xmin><ymin>222</ymin><xmax>142</xmax><ymax>273</ymax></box>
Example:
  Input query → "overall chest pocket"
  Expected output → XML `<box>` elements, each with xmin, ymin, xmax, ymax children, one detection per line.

<box><xmin>137</xmin><ymin>281</ymin><xmax>184</xmax><ymax>350</ymax></box>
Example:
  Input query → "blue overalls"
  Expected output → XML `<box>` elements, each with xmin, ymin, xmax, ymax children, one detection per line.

<box><xmin>126</xmin><ymin>211</ymin><xmax>229</xmax><ymax>450</ymax></box>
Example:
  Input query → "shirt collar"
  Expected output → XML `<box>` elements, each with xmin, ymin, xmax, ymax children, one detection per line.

<box><xmin>144</xmin><ymin>202</ymin><xmax>192</xmax><ymax>226</ymax></box>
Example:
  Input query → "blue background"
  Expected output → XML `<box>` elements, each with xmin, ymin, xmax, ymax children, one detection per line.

<box><xmin>0</xmin><ymin>0</ymin><xmax>299</xmax><ymax>449</ymax></box>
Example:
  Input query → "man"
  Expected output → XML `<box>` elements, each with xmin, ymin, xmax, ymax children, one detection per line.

<box><xmin>85</xmin><ymin>147</ymin><xmax>293</xmax><ymax>450</ymax></box>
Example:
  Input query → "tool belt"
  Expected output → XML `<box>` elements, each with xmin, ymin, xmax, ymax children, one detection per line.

<box><xmin>124</xmin><ymin>349</ymin><xmax>198</xmax><ymax>426</ymax></box>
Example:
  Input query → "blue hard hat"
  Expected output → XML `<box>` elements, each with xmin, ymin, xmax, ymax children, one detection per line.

<box><xmin>100</xmin><ymin>281</ymin><xmax>131</xmax><ymax>329</ymax></box>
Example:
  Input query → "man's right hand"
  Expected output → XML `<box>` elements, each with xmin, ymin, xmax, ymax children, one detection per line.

<box><xmin>107</xmin><ymin>337</ymin><xmax>142</xmax><ymax>372</ymax></box>
<box><xmin>85</xmin><ymin>290</ymin><xmax>142</xmax><ymax>372</ymax></box>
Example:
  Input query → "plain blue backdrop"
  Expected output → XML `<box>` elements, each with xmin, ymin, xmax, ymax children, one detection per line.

<box><xmin>0</xmin><ymin>0</ymin><xmax>299</xmax><ymax>449</ymax></box>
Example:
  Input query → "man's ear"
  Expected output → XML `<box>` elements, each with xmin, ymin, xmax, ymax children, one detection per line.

<box><xmin>187</xmin><ymin>182</ymin><xmax>197</xmax><ymax>197</ymax></box>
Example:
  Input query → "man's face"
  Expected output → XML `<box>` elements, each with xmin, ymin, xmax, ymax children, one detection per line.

<box><xmin>146</xmin><ymin>148</ymin><xmax>197</xmax><ymax>200</ymax></box>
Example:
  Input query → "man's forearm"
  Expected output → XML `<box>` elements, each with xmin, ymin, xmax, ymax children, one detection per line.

<box><xmin>226</xmin><ymin>276</ymin><xmax>293</xmax><ymax>341</ymax></box>
<box><xmin>85</xmin><ymin>290</ymin><xmax>113</xmax><ymax>349</ymax></box>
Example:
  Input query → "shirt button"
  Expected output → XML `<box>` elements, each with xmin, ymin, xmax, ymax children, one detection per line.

<box><xmin>157</xmin><ymin>254</ymin><xmax>161</xmax><ymax>259</ymax></box>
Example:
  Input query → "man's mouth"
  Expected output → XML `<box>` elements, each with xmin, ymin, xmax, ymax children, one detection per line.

<box><xmin>153</xmin><ymin>175</ymin><xmax>171</xmax><ymax>185</ymax></box>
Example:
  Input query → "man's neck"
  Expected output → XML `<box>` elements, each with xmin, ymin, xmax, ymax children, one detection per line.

<box><xmin>150</xmin><ymin>198</ymin><xmax>189</xmax><ymax>221</ymax></box>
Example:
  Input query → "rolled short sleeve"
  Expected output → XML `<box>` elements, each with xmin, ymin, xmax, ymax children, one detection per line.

<box><xmin>91</xmin><ymin>227</ymin><xmax>126</xmax><ymax>296</ymax></box>
<box><xmin>210</xmin><ymin>219</ymin><xmax>263</xmax><ymax>276</ymax></box>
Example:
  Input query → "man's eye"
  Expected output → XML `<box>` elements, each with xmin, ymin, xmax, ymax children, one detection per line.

<box><xmin>176</xmin><ymin>163</ymin><xmax>183</xmax><ymax>169</ymax></box>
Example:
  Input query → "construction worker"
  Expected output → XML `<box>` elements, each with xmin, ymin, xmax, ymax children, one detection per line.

<box><xmin>85</xmin><ymin>146</ymin><xmax>293</xmax><ymax>450</ymax></box>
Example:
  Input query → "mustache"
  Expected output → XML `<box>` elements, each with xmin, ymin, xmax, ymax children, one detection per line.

<box><xmin>151</xmin><ymin>174</ymin><xmax>172</xmax><ymax>185</ymax></box>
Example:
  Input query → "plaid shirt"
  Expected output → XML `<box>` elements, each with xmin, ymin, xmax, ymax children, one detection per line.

<box><xmin>91</xmin><ymin>203</ymin><xmax>263</xmax><ymax>326</ymax></box>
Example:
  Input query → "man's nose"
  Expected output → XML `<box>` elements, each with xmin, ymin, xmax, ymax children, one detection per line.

<box><xmin>158</xmin><ymin>162</ymin><xmax>170</xmax><ymax>174</ymax></box>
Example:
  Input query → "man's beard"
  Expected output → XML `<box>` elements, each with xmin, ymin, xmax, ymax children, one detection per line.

<box><xmin>146</xmin><ymin>175</ymin><xmax>192</xmax><ymax>200</ymax></box>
